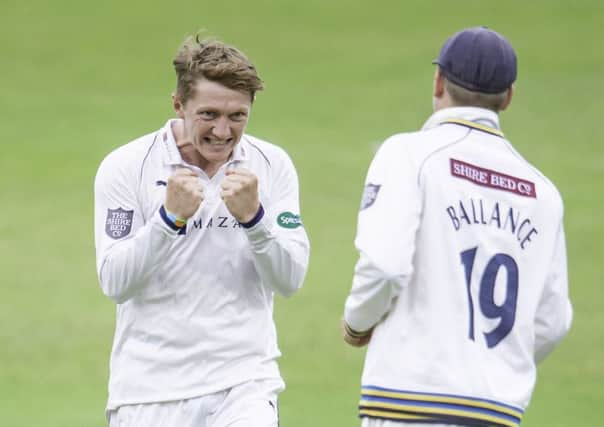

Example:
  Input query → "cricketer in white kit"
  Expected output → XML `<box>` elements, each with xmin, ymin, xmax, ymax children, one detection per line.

<box><xmin>94</xmin><ymin>37</ymin><xmax>309</xmax><ymax>427</ymax></box>
<box><xmin>342</xmin><ymin>27</ymin><xmax>572</xmax><ymax>427</ymax></box>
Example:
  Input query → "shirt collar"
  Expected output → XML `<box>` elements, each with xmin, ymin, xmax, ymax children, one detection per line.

<box><xmin>160</xmin><ymin>118</ymin><xmax>248</xmax><ymax>167</ymax></box>
<box><xmin>229</xmin><ymin>136</ymin><xmax>247</xmax><ymax>166</ymax></box>
<box><xmin>161</xmin><ymin>119</ymin><xmax>185</xmax><ymax>166</ymax></box>
<box><xmin>421</xmin><ymin>107</ymin><xmax>503</xmax><ymax>137</ymax></box>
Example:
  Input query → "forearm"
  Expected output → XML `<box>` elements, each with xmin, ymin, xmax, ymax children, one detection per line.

<box><xmin>534</xmin><ymin>298</ymin><xmax>573</xmax><ymax>363</ymax></box>
<box><xmin>344</xmin><ymin>253</ymin><xmax>404</xmax><ymax>332</ymax></box>
<box><xmin>534</xmin><ymin>222</ymin><xmax>572</xmax><ymax>364</ymax></box>
<box><xmin>97</xmin><ymin>212</ymin><xmax>178</xmax><ymax>303</ymax></box>
<box><xmin>243</xmin><ymin>216</ymin><xmax>309</xmax><ymax>297</ymax></box>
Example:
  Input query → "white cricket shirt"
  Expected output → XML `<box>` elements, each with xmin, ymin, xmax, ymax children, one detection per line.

<box><xmin>344</xmin><ymin>107</ymin><xmax>572</xmax><ymax>427</ymax></box>
<box><xmin>94</xmin><ymin>119</ymin><xmax>310</xmax><ymax>410</ymax></box>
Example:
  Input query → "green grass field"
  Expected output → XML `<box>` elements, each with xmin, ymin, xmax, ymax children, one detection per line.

<box><xmin>1</xmin><ymin>0</ymin><xmax>602</xmax><ymax>425</ymax></box>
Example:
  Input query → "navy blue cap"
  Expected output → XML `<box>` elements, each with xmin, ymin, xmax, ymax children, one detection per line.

<box><xmin>433</xmin><ymin>27</ymin><xmax>517</xmax><ymax>94</ymax></box>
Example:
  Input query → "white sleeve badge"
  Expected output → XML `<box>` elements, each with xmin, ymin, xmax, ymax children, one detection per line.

<box><xmin>360</xmin><ymin>183</ymin><xmax>381</xmax><ymax>210</ymax></box>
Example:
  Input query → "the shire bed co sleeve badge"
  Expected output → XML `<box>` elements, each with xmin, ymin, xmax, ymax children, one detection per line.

<box><xmin>105</xmin><ymin>208</ymin><xmax>134</xmax><ymax>239</ymax></box>
<box><xmin>360</xmin><ymin>183</ymin><xmax>381</xmax><ymax>210</ymax></box>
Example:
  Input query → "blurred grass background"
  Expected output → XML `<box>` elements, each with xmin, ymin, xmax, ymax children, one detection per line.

<box><xmin>0</xmin><ymin>0</ymin><xmax>602</xmax><ymax>425</ymax></box>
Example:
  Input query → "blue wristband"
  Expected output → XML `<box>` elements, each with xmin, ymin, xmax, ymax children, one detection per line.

<box><xmin>239</xmin><ymin>204</ymin><xmax>264</xmax><ymax>229</ymax></box>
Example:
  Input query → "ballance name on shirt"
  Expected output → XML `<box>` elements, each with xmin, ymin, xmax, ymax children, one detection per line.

<box><xmin>446</xmin><ymin>198</ymin><xmax>538</xmax><ymax>250</ymax></box>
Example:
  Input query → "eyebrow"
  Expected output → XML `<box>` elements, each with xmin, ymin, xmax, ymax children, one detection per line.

<box><xmin>195</xmin><ymin>106</ymin><xmax>249</xmax><ymax>114</ymax></box>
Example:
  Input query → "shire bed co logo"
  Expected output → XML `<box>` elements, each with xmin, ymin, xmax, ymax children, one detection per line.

<box><xmin>105</xmin><ymin>207</ymin><xmax>134</xmax><ymax>239</ymax></box>
<box><xmin>278</xmin><ymin>212</ymin><xmax>302</xmax><ymax>229</ymax></box>
<box><xmin>450</xmin><ymin>158</ymin><xmax>536</xmax><ymax>198</ymax></box>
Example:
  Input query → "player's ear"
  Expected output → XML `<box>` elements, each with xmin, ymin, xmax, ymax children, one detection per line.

<box><xmin>500</xmin><ymin>86</ymin><xmax>514</xmax><ymax>111</ymax></box>
<box><xmin>172</xmin><ymin>93</ymin><xmax>186</xmax><ymax>119</ymax></box>
<box><xmin>433</xmin><ymin>69</ymin><xmax>445</xmax><ymax>98</ymax></box>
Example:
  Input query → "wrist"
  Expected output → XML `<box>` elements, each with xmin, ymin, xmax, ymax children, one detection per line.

<box><xmin>159</xmin><ymin>205</ymin><xmax>187</xmax><ymax>231</ymax></box>
<box><xmin>342</xmin><ymin>320</ymin><xmax>373</xmax><ymax>347</ymax></box>
<box><xmin>343</xmin><ymin>322</ymin><xmax>372</xmax><ymax>339</ymax></box>
<box><xmin>239</xmin><ymin>204</ymin><xmax>264</xmax><ymax>229</ymax></box>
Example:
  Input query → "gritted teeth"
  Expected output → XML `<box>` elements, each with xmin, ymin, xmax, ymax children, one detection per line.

<box><xmin>203</xmin><ymin>138</ymin><xmax>224</xmax><ymax>145</ymax></box>
<box><xmin>203</xmin><ymin>138</ymin><xmax>233</xmax><ymax>145</ymax></box>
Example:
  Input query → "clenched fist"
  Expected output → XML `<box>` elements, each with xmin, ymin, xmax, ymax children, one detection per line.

<box><xmin>165</xmin><ymin>168</ymin><xmax>204</xmax><ymax>219</ymax></box>
<box><xmin>220</xmin><ymin>168</ymin><xmax>260</xmax><ymax>223</ymax></box>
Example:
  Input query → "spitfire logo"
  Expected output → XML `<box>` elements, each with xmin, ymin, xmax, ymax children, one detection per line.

<box><xmin>360</xmin><ymin>183</ymin><xmax>381</xmax><ymax>210</ymax></box>
<box><xmin>277</xmin><ymin>212</ymin><xmax>302</xmax><ymax>229</ymax></box>
<box><xmin>105</xmin><ymin>208</ymin><xmax>134</xmax><ymax>239</ymax></box>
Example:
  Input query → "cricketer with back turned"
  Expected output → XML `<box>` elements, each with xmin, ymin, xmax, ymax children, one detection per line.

<box><xmin>342</xmin><ymin>27</ymin><xmax>572</xmax><ymax>427</ymax></box>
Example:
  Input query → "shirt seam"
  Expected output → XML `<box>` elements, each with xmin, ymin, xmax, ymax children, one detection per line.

<box><xmin>416</xmin><ymin>128</ymin><xmax>472</xmax><ymax>187</ymax></box>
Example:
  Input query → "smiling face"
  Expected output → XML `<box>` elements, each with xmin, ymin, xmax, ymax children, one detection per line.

<box><xmin>173</xmin><ymin>78</ymin><xmax>252</xmax><ymax>173</ymax></box>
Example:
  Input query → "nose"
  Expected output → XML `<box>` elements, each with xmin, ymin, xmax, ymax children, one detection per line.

<box><xmin>212</xmin><ymin>117</ymin><xmax>231</xmax><ymax>140</ymax></box>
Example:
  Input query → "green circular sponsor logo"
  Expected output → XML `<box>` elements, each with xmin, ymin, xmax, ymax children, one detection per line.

<box><xmin>277</xmin><ymin>212</ymin><xmax>302</xmax><ymax>229</ymax></box>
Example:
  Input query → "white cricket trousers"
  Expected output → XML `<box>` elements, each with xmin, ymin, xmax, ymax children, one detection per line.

<box><xmin>362</xmin><ymin>418</ymin><xmax>464</xmax><ymax>427</ymax></box>
<box><xmin>108</xmin><ymin>379</ymin><xmax>281</xmax><ymax>427</ymax></box>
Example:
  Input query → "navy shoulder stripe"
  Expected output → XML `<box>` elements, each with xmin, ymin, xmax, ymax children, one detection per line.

<box><xmin>245</xmin><ymin>137</ymin><xmax>271</xmax><ymax>167</ymax></box>
<box><xmin>139</xmin><ymin>132</ymin><xmax>159</xmax><ymax>182</ymax></box>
